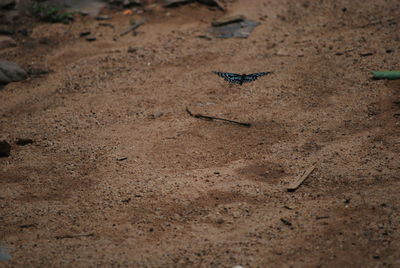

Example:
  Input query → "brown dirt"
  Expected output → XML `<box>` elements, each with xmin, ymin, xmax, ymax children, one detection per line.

<box><xmin>1</xmin><ymin>0</ymin><xmax>400</xmax><ymax>267</ymax></box>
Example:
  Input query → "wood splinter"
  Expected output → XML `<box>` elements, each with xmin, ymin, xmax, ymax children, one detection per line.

<box><xmin>185</xmin><ymin>108</ymin><xmax>251</xmax><ymax>127</ymax></box>
<box><xmin>287</xmin><ymin>165</ymin><xmax>316</xmax><ymax>192</ymax></box>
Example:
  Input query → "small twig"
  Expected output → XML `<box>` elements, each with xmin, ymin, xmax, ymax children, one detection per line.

<box><xmin>287</xmin><ymin>165</ymin><xmax>316</xmax><ymax>192</ymax></box>
<box><xmin>55</xmin><ymin>233</ymin><xmax>94</xmax><ymax>240</ymax></box>
<box><xmin>315</xmin><ymin>216</ymin><xmax>330</xmax><ymax>220</ymax></box>
<box><xmin>19</xmin><ymin>224</ymin><xmax>36</xmax><ymax>229</ymax></box>
<box><xmin>186</xmin><ymin>108</ymin><xmax>251</xmax><ymax>127</ymax></box>
<box><xmin>120</xmin><ymin>19</ymin><xmax>146</xmax><ymax>36</ymax></box>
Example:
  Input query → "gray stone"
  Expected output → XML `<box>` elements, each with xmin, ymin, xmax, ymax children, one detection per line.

<box><xmin>0</xmin><ymin>60</ymin><xmax>28</xmax><ymax>84</ymax></box>
<box><xmin>210</xmin><ymin>19</ymin><xmax>260</xmax><ymax>39</ymax></box>
<box><xmin>46</xmin><ymin>0</ymin><xmax>107</xmax><ymax>16</ymax></box>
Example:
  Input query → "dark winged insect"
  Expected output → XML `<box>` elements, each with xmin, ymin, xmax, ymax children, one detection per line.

<box><xmin>213</xmin><ymin>71</ymin><xmax>273</xmax><ymax>85</ymax></box>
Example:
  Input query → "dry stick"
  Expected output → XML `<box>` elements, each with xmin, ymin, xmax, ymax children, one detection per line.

<box><xmin>120</xmin><ymin>19</ymin><xmax>146</xmax><ymax>36</ymax></box>
<box><xmin>287</xmin><ymin>165</ymin><xmax>316</xmax><ymax>192</ymax></box>
<box><xmin>185</xmin><ymin>108</ymin><xmax>251</xmax><ymax>127</ymax></box>
<box><xmin>55</xmin><ymin>233</ymin><xmax>95</xmax><ymax>240</ymax></box>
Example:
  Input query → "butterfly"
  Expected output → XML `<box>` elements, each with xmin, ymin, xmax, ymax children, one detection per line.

<box><xmin>213</xmin><ymin>71</ymin><xmax>273</xmax><ymax>85</ymax></box>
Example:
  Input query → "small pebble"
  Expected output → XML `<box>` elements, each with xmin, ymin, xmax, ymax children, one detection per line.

<box><xmin>0</xmin><ymin>141</ymin><xmax>11</xmax><ymax>157</ymax></box>
<box><xmin>216</xmin><ymin>218</ymin><xmax>224</xmax><ymax>224</ymax></box>
<box><xmin>16</xmin><ymin>138</ymin><xmax>33</xmax><ymax>146</ymax></box>
<box><xmin>153</xmin><ymin>112</ymin><xmax>164</xmax><ymax>118</ymax></box>
<box><xmin>127</xmin><ymin>47</ymin><xmax>137</xmax><ymax>53</ymax></box>
<box><xmin>80</xmin><ymin>31</ymin><xmax>91</xmax><ymax>37</ymax></box>
<box><xmin>95</xmin><ymin>15</ymin><xmax>110</xmax><ymax>21</ymax></box>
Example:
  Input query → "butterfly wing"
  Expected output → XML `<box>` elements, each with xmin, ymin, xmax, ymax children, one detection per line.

<box><xmin>242</xmin><ymin>72</ymin><xmax>273</xmax><ymax>83</ymax></box>
<box><xmin>213</xmin><ymin>71</ymin><xmax>243</xmax><ymax>84</ymax></box>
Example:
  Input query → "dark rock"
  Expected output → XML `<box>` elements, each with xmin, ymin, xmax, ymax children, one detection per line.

<box><xmin>16</xmin><ymin>138</ymin><xmax>34</xmax><ymax>146</ymax></box>
<box><xmin>46</xmin><ymin>0</ymin><xmax>107</xmax><ymax>17</ymax></box>
<box><xmin>108</xmin><ymin>0</ymin><xmax>142</xmax><ymax>7</ymax></box>
<box><xmin>163</xmin><ymin>0</ymin><xmax>192</xmax><ymax>8</ymax></box>
<box><xmin>0</xmin><ymin>60</ymin><xmax>28</xmax><ymax>84</ymax></box>
<box><xmin>86</xmin><ymin>36</ymin><xmax>97</xmax><ymax>42</ymax></box>
<box><xmin>80</xmin><ymin>31</ymin><xmax>91</xmax><ymax>37</ymax></box>
<box><xmin>0</xmin><ymin>141</ymin><xmax>11</xmax><ymax>157</ymax></box>
<box><xmin>197</xmin><ymin>0</ymin><xmax>224</xmax><ymax>11</ymax></box>
<box><xmin>0</xmin><ymin>0</ymin><xmax>15</xmax><ymax>10</ymax></box>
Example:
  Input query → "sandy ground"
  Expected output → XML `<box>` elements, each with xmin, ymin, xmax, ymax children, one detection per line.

<box><xmin>1</xmin><ymin>0</ymin><xmax>400</xmax><ymax>267</ymax></box>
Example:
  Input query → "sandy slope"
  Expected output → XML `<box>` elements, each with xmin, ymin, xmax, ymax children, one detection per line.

<box><xmin>1</xmin><ymin>0</ymin><xmax>400</xmax><ymax>267</ymax></box>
